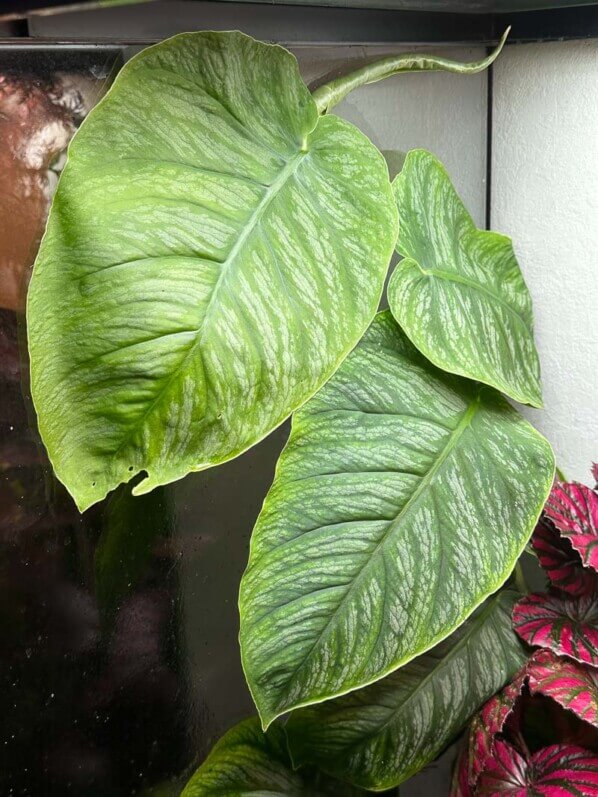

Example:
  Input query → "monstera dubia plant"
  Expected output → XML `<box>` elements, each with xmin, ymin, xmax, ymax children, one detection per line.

<box><xmin>26</xmin><ymin>29</ymin><xmax>558</xmax><ymax>794</ymax></box>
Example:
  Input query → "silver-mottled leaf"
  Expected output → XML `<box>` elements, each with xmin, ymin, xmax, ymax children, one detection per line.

<box><xmin>27</xmin><ymin>31</ymin><xmax>397</xmax><ymax>512</ymax></box>
<box><xmin>388</xmin><ymin>149</ymin><xmax>542</xmax><ymax>407</ymax></box>
<box><xmin>239</xmin><ymin>311</ymin><xmax>554</xmax><ymax>727</ymax></box>
<box><xmin>285</xmin><ymin>589</ymin><xmax>526</xmax><ymax>791</ymax></box>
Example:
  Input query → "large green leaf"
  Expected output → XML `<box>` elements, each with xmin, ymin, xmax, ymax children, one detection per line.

<box><xmin>285</xmin><ymin>588</ymin><xmax>526</xmax><ymax>791</ymax></box>
<box><xmin>239</xmin><ymin>311</ymin><xmax>554</xmax><ymax>728</ymax></box>
<box><xmin>388</xmin><ymin>149</ymin><xmax>542</xmax><ymax>407</ymax></box>
<box><xmin>180</xmin><ymin>716</ymin><xmax>364</xmax><ymax>796</ymax></box>
<box><xmin>27</xmin><ymin>31</ymin><xmax>397</xmax><ymax>512</ymax></box>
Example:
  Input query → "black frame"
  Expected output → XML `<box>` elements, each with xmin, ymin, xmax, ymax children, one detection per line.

<box><xmin>2</xmin><ymin>0</ymin><xmax>597</xmax><ymax>42</ymax></box>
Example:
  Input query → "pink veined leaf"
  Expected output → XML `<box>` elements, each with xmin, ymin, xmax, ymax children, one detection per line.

<box><xmin>532</xmin><ymin>517</ymin><xmax>598</xmax><ymax>597</ymax></box>
<box><xmin>450</xmin><ymin>745</ymin><xmax>474</xmax><ymax>797</ymax></box>
<box><xmin>465</xmin><ymin>664</ymin><xmax>528</xmax><ymax>787</ymax></box>
<box><xmin>476</xmin><ymin>740</ymin><xmax>598</xmax><ymax>796</ymax></box>
<box><xmin>527</xmin><ymin>648</ymin><xmax>598</xmax><ymax>728</ymax></box>
<box><xmin>513</xmin><ymin>592</ymin><xmax>598</xmax><ymax>667</ymax></box>
<box><xmin>545</xmin><ymin>482</ymin><xmax>598</xmax><ymax>572</ymax></box>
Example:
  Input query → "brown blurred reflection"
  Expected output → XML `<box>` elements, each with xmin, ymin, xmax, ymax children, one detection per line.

<box><xmin>0</xmin><ymin>57</ymin><xmax>109</xmax><ymax>311</ymax></box>
<box><xmin>0</xmin><ymin>49</ymin><xmax>188</xmax><ymax>797</ymax></box>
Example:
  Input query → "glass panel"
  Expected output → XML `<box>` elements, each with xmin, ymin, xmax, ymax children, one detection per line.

<box><xmin>0</xmin><ymin>43</ymin><xmax>486</xmax><ymax>795</ymax></box>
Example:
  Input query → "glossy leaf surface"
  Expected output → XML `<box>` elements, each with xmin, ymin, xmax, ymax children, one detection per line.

<box><xmin>528</xmin><ymin>649</ymin><xmax>598</xmax><ymax>728</ymax></box>
<box><xmin>545</xmin><ymin>482</ymin><xmax>598</xmax><ymax>572</ymax></box>
<box><xmin>388</xmin><ymin>149</ymin><xmax>542</xmax><ymax>407</ymax></box>
<box><xmin>513</xmin><ymin>592</ymin><xmax>598</xmax><ymax>666</ymax></box>
<box><xmin>286</xmin><ymin>589</ymin><xmax>526</xmax><ymax>791</ymax></box>
<box><xmin>27</xmin><ymin>31</ymin><xmax>397</xmax><ymax>511</ymax></box>
<box><xmin>532</xmin><ymin>517</ymin><xmax>598</xmax><ymax>597</ymax></box>
<box><xmin>180</xmin><ymin>716</ymin><xmax>363</xmax><ymax>796</ymax></box>
<box><xmin>476</xmin><ymin>741</ymin><xmax>598</xmax><ymax>796</ymax></box>
<box><xmin>240</xmin><ymin>311</ymin><xmax>554</xmax><ymax>727</ymax></box>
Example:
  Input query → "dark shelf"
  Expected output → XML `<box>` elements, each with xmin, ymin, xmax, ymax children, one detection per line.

<box><xmin>1</xmin><ymin>0</ymin><xmax>597</xmax><ymax>48</ymax></box>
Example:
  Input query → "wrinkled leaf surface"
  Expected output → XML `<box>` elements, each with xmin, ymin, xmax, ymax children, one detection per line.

<box><xmin>465</xmin><ymin>662</ymin><xmax>529</xmax><ymax>788</ymax></box>
<box><xmin>27</xmin><ymin>31</ymin><xmax>397</xmax><ymax>511</ymax></box>
<box><xmin>388</xmin><ymin>149</ymin><xmax>542</xmax><ymax>407</ymax></box>
<box><xmin>528</xmin><ymin>648</ymin><xmax>598</xmax><ymax>728</ymax></box>
<box><xmin>532</xmin><ymin>517</ymin><xmax>598</xmax><ymax>597</ymax></box>
<box><xmin>513</xmin><ymin>592</ymin><xmax>598</xmax><ymax>666</ymax></box>
<box><xmin>545</xmin><ymin>482</ymin><xmax>598</xmax><ymax>572</ymax></box>
<box><xmin>286</xmin><ymin>589</ymin><xmax>526</xmax><ymax>791</ymax></box>
<box><xmin>476</xmin><ymin>741</ymin><xmax>598</xmax><ymax>796</ymax></box>
<box><xmin>240</xmin><ymin>311</ymin><xmax>554</xmax><ymax>727</ymax></box>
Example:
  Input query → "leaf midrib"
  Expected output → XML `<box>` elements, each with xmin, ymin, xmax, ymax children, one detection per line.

<box><xmin>335</xmin><ymin>592</ymin><xmax>511</xmax><ymax>754</ymax></box>
<box><xmin>280</xmin><ymin>390</ymin><xmax>483</xmax><ymax>705</ymax></box>
<box><xmin>412</xmin><ymin>262</ymin><xmax>530</xmax><ymax>331</ymax></box>
<box><xmin>109</xmin><ymin>148</ymin><xmax>307</xmax><ymax>466</ymax></box>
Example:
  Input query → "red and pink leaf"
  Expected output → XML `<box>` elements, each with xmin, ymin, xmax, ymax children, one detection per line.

<box><xmin>527</xmin><ymin>648</ymin><xmax>598</xmax><ymax>728</ymax></box>
<box><xmin>450</xmin><ymin>746</ymin><xmax>474</xmax><ymax>797</ymax></box>
<box><xmin>545</xmin><ymin>482</ymin><xmax>598</xmax><ymax>572</ymax></box>
<box><xmin>476</xmin><ymin>741</ymin><xmax>598</xmax><ymax>796</ymax></box>
<box><xmin>532</xmin><ymin>517</ymin><xmax>598</xmax><ymax>597</ymax></box>
<box><xmin>513</xmin><ymin>592</ymin><xmax>598</xmax><ymax>666</ymax></box>
<box><xmin>465</xmin><ymin>664</ymin><xmax>528</xmax><ymax>787</ymax></box>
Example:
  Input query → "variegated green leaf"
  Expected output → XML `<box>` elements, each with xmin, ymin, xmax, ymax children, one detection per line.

<box><xmin>239</xmin><ymin>311</ymin><xmax>554</xmax><ymax>728</ymax></box>
<box><xmin>388</xmin><ymin>149</ymin><xmax>542</xmax><ymax>407</ymax></box>
<box><xmin>26</xmin><ymin>31</ymin><xmax>397</xmax><ymax>512</ymax></box>
<box><xmin>180</xmin><ymin>716</ymin><xmax>363</xmax><ymax>796</ymax></box>
<box><xmin>285</xmin><ymin>588</ymin><xmax>527</xmax><ymax>791</ymax></box>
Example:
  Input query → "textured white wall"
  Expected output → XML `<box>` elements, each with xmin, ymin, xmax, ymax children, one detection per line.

<box><xmin>295</xmin><ymin>45</ymin><xmax>488</xmax><ymax>225</ymax></box>
<box><xmin>492</xmin><ymin>40</ymin><xmax>598</xmax><ymax>482</ymax></box>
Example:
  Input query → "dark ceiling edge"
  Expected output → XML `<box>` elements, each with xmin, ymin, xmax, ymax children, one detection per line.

<box><xmin>1</xmin><ymin>0</ymin><xmax>597</xmax><ymax>41</ymax></box>
<box><xmin>496</xmin><ymin>5</ymin><xmax>598</xmax><ymax>40</ymax></box>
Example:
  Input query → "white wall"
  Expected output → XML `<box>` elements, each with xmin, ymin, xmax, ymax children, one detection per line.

<box><xmin>492</xmin><ymin>39</ymin><xmax>598</xmax><ymax>483</ymax></box>
<box><xmin>296</xmin><ymin>45</ymin><xmax>488</xmax><ymax>225</ymax></box>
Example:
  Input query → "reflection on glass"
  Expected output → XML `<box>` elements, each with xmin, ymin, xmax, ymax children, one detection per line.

<box><xmin>1</xmin><ymin>47</ymin><xmax>186</xmax><ymax>797</ymax></box>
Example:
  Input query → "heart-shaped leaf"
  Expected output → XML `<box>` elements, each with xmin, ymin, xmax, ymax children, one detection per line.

<box><xmin>532</xmin><ymin>517</ymin><xmax>598</xmax><ymax>597</ymax></box>
<box><xmin>240</xmin><ymin>311</ymin><xmax>554</xmax><ymax>728</ymax></box>
<box><xmin>528</xmin><ymin>648</ymin><xmax>598</xmax><ymax>728</ymax></box>
<box><xmin>27</xmin><ymin>31</ymin><xmax>398</xmax><ymax>512</ymax></box>
<box><xmin>285</xmin><ymin>589</ymin><xmax>526</xmax><ymax>791</ymax></box>
<box><xmin>180</xmin><ymin>716</ymin><xmax>363</xmax><ymax>796</ymax></box>
<box><xmin>545</xmin><ymin>483</ymin><xmax>598</xmax><ymax>572</ymax></box>
<box><xmin>388</xmin><ymin>149</ymin><xmax>542</xmax><ymax>407</ymax></box>
<box><xmin>476</xmin><ymin>741</ymin><xmax>598</xmax><ymax>796</ymax></box>
<box><xmin>513</xmin><ymin>592</ymin><xmax>598</xmax><ymax>666</ymax></box>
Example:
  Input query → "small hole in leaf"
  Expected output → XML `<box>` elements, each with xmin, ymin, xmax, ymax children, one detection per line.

<box><xmin>128</xmin><ymin>466</ymin><xmax>133</xmax><ymax>472</ymax></box>
<box><xmin>92</xmin><ymin>482</ymin><xmax>96</xmax><ymax>486</ymax></box>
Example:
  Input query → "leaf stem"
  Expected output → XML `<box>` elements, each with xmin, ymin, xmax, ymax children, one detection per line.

<box><xmin>311</xmin><ymin>27</ymin><xmax>510</xmax><ymax>115</ymax></box>
<box><xmin>514</xmin><ymin>561</ymin><xmax>529</xmax><ymax>595</ymax></box>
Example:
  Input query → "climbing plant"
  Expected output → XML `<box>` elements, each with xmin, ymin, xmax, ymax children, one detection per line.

<box><xmin>27</xmin><ymin>29</ymin><xmax>557</xmax><ymax>793</ymax></box>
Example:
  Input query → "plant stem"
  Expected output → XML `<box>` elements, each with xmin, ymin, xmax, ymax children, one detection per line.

<box><xmin>311</xmin><ymin>27</ymin><xmax>510</xmax><ymax>115</ymax></box>
<box><xmin>514</xmin><ymin>561</ymin><xmax>529</xmax><ymax>595</ymax></box>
